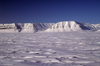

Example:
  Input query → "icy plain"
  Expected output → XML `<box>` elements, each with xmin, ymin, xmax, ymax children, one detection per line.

<box><xmin>0</xmin><ymin>31</ymin><xmax>100</xmax><ymax>66</ymax></box>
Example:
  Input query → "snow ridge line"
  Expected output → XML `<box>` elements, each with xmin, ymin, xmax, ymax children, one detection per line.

<box><xmin>0</xmin><ymin>21</ymin><xmax>100</xmax><ymax>33</ymax></box>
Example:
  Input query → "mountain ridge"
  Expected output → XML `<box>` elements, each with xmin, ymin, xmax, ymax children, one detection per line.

<box><xmin>0</xmin><ymin>21</ymin><xmax>100</xmax><ymax>33</ymax></box>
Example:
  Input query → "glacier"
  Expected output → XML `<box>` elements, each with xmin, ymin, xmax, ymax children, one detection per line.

<box><xmin>0</xmin><ymin>21</ymin><xmax>100</xmax><ymax>33</ymax></box>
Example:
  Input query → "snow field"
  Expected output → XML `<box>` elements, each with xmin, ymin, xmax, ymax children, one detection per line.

<box><xmin>0</xmin><ymin>32</ymin><xmax>100</xmax><ymax>66</ymax></box>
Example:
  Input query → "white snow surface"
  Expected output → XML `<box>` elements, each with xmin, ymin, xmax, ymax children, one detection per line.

<box><xmin>0</xmin><ymin>31</ymin><xmax>100</xmax><ymax>66</ymax></box>
<box><xmin>0</xmin><ymin>21</ymin><xmax>100</xmax><ymax>33</ymax></box>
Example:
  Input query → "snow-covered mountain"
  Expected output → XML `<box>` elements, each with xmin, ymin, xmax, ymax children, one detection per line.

<box><xmin>45</xmin><ymin>21</ymin><xmax>100</xmax><ymax>32</ymax></box>
<box><xmin>0</xmin><ymin>21</ymin><xmax>100</xmax><ymax>33</ymax></box>
<box><xmin>0</xmin><ymin>23</ymin><xmax>18</xmax><ymax>33</ymax></box>
<box><xmin>45</xmin><ymin>21</ymin><xmax>86</xmax><ymax>32</ymax></box>
<box><xmin>0</xmin><ymin>23</ymin><xmax>54</xmax><ymax>33</ymax></box>
<box><xmin>21</xmin><ymin>23</ymin><xmax>54</xmax><ymax>33</ymax></box>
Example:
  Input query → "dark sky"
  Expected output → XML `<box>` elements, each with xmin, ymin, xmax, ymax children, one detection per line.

<box><xmin>1</xmin><ymin>0</ymin><xmax>100</xmax><ymax>24</ymax></box>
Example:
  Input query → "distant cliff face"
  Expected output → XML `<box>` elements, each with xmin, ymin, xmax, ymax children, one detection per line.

<box><xmin>0</xmin><ymin>21</ymin><xmax>100</xmax><ymax>33</ymax></box>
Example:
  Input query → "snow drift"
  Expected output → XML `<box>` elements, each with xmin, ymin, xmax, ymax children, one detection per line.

<box><xmin>0</xmin><ymin>21</ymin><xmax>100</xmax><ymax>33</ymax></box>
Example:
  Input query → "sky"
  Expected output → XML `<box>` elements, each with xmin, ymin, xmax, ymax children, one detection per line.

<box><xmin>0</xmin><ymin>0</ymin><xmax>100</xmax><ymax>24</ymax></box>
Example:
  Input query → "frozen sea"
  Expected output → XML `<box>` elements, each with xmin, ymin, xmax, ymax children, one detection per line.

<box><xmin>0</xmin><ymin>31</ymin><xmax>100</xmax><ymax>66</ymax></box>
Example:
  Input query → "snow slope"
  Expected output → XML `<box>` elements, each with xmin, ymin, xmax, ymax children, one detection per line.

<box><xmin>21</xmin><ymin>23</ymin><xmax>54</xmax><ymax>33</ymax></box>
<box><xmin>96</xmin><ymin>29</ymin><xmax>100</xmax><ymax>32</ymax></box>
<box><xmin>0</xmin><ymin>21</ymin><xmax>100</xmax><ymax>33</ymax></box>
<box><xmin>92</xmin><ymin>24</ymin><xmax>100</xmax><ymax>30</ymax></box>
